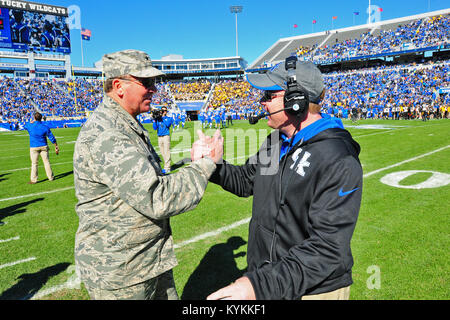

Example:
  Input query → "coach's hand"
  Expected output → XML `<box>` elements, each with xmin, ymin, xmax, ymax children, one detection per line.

<box><xmin>207</xmin><ymin>276</ymin><xmax>256</xmax><ymax>300</ymax></box>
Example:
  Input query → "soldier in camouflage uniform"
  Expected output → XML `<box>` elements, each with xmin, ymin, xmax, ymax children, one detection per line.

<box><xmin>73</xmin><ymin>50</ymin><xmax>223</xmax><ymax>300</ymax></box>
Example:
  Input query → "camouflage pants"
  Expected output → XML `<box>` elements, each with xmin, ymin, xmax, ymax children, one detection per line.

<box><xmin>86</xmin><ymin>270</ymin><xmax>179</xmax><ymax>300</ymax></box>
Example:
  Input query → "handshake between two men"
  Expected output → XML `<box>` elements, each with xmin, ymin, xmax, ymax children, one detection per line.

<box><xmin>191</xmin><ymin>129</ymin><xmax>224</xmax><ymax>164</ymax></box>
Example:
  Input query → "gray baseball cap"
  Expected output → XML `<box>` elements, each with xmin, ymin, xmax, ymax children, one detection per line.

<box><xmin>246</xmin><ymin>60</ymin><xmax>325</xmax><ymax>103</ymax></box>
<box><xmin>102</xmin><ymin>49</ymin><xmax>165</xmax><ymax>79</ymax></box>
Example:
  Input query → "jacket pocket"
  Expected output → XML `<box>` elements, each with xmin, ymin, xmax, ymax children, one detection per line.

<box><xmin>122</xmin><ymin>219</ymin><xmax>165</xmax><ymax>248</ymax></box>
<box><xmin>255</xmin><ymin>224</ymin><xmax>278</xmax><ymax>265</ymax></box>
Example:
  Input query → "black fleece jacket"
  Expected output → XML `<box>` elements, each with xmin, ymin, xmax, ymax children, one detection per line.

<box><xmin>210</xmin><ymin>128</ymin><xmax>363</xmax><ymax>299</ymax></box>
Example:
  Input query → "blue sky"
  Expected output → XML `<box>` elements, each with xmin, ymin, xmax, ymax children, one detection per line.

<box><xmin>38</xmin><ymin>0</ymin><xmax>449</xmax><ymax>67</ymax></box>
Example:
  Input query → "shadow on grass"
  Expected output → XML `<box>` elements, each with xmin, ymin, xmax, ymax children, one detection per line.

<box><xmin>0</xmin><ymin>198</ymin><xmax>44</xmax><ymax>224</ymax></box>
<box><xmin>0</xmin><ymin>262</ymin><xmax>71</xmax><ymax>300</ymax></box>
<box><xmin>54</xmin><ymin>171</ymin><xmax>73</xmax><ymax>181</ymax></box>
<box><xmin>0</xmin><ymin>173</ymin><xmax>11</xmax><ymax>183</ymax></box>
<box><xmin>181</xmin><ymin>236</ymin><xmax>247</xmax><ymax>300</ymax></box>
<box><xmin>38</xmin><ymin>171</ymin><xmax>74</xmax><ymax>183</ymax></box>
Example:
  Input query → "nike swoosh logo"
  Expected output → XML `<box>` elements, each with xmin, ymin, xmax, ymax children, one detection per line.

<box><xmin>339</xmin><ymin>188</ymin><xmax>359</xmax><ymax>197</ymax></box>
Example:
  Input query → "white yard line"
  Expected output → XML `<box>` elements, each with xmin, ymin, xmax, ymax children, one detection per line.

<box><xmin>353</xmin><ymin>122</ymin><xmax>448</xmax><ymax>139</ymax></box>
<box><xmin>363</xmin><ymin>145</ymin><xmax>450</xmax><ymax>178</ymax></box>
<box><xmin>30</xmin><ymin>270</ymin><xmax>81</xmax><ymax>300</ymax></box>
<box><xmin>0</xmin><ymin>187</ymin><xmax>74</xmax><ymax>203</ymax></box>
<box><xmin>0</xmin><ymin>155</ymin><xmax>25</xmax><ymax>160</ymax></box>
<box><xmin>174</xmin><ymin>217</ymin><xmax>251</xmax><ymax>249</ymax></box>
<box><xmin>0</xmin><ymin>257</ymin><xmax>36</xmax><ymax>270</ymax></box>
<box><xmin>30</xmin><ymin>217</ymin><xmax>252</xmax><ymax>300</ymax></box>
<box><xmin>1</xmin><ymin>145</ymin><xmax>449</xmax><ymax>204</ymax></box>
<box><xmin>23</xmin><ymin>144</ymin><xmax>450</xmax><ymax>299</ymax></box>
<box><xmin>2</xmin><ymin>161</ymin><xmax>73</xmax><ymax>173</ymax></box>
<box><xmin>0</xmin><ymin>236</ymin><xmax>20</xmax><ymax>244</ymax></box>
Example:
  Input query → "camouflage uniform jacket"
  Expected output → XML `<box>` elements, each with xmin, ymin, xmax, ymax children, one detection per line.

<box><xmin>73</xmin><ymin>95</ymin><xmax>216</xmax><ymax>290</ymax></box>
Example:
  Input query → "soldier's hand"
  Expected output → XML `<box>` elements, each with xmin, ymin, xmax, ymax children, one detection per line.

<box><xmin>191</xmin><ymin>130</ymin><xmax>223</xmax><ymax>164</ymax></box>
<box><xmin>209</xmin><ymin>130</ymin><xmax>224</xmax><ymax>164</ymax></box>
<box><xmin>191</xmin><ymin>140</ymin><xmax>211</xmax><ymax>162</ymax></box>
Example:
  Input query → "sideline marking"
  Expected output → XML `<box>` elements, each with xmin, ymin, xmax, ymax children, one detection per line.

<box><xmin>22</xmin><ymin>144</ymin><xmax>450</xmax><ymax>298</ymax></box>
<box><xmin>1</xmin><ymin>145</ymin><xmax>449</xmax><ymax>203</ymax></box>
<box><xmin>0</xmin><ymin>257</ymin><xmax>36</xmax><ymax>270</ymax></box>
<box><xmin>0</xmin><ymin>187</ymin><xmax>74</xmax><ymax>203</ymax></box>
<box><xmin>0</xmin><ymin>236</ymin><xmax>20</xmax><ymax>244</ymax></box>
<box><xmin>29</xmin><ymin>217</ymin><xmax>252</xmax><ymax>300</ymax></box>
<box><xmin>174</xmin><ymin>217</ymin><xmax>251</xmax><ymax>249</ymax></box>
<box><xmin>2</xmin><ymin>161</ymin><xmax>73</xmax><ymax>173</ymax></box>
<box><xmin>353</xmin><ymin>123</ymin><xmax>448</xmax><ymax>139</ymax></box>
<box><xmin>30</xmin><ymin>266</ymin><xmax>81</xmax><ymax>300</ymax></box>
<box><xmin>363</xmin><ymin>145</ymin><xmax>450</xmax><ymax>178</ymax></box>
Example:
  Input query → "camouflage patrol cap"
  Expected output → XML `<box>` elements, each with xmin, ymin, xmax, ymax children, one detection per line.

<box><xmin>102</xmin><ymin>49</ymin><xmax>165</xmax><ymax>79</ymax></box>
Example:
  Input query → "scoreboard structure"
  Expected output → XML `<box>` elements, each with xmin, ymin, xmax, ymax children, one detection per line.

<box><xmin>0</xmin><ymin>0</ymin><xmax>70</xmax><ymax>54</ymax></box>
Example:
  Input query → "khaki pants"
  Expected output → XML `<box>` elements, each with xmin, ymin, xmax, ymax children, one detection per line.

<box><xmin>158</xmin><ymin>135</ymin><xmax>171</xmax><ymax>172</ymax></box>
<box><xmin>301</xmin><ymin>286</ymin><xmax>350</xmax><ymax>300</ymax></box>
<box><xmin>86</xmin><ymin>270</ymin><xmax>178</xmax><ymax>300</ymax></box>
<box><xmin>30</xmin><ymin>146</ymin><xmax>54</xmax><ymax>183</ymax></box>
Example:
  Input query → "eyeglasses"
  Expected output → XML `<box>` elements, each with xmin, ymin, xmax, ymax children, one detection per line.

<box><xmin>261</xmin><ymin>91</ymin><xmax>284</xmax><ymax>102</ymax></box>
<box><xmin>119</xmin><ymin>77</ymin><xmax>156</xmax><ymax>90</ymax></box>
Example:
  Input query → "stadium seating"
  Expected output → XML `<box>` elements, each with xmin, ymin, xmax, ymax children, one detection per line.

<box><xmin>209</xmin><ymin>80</ymin><xmax>261</xmax><ymax>110</ymax></box>
<box><xmin>297</xmin><ymin>15</ymin><xmax>450</xmax><ymax>64</ymax></box>
<box><xmin>169</xmin><ymin>80</ymin><xmax>212</xmax><ymax>101</ymax></box>
<box><xmin>322</xmin><ymin>60</ymin><xmax>450</xmax><ymax>119</ymax></box>
<box><xmin>1</xmin><ymin>55</ymin><xmax>449</xmax><ymax>126</ymax></box>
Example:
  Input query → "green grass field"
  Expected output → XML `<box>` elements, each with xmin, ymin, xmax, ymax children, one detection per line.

<box><xmin>0</xmin><ymin>119</ymin><xmax>449</xmax><ymax>300</ymax></box>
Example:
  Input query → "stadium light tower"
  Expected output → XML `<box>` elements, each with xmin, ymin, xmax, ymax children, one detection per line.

<box><xmin>230</xmin><ymin>5</ymin><xmax>243</xmax><ymax>57</ymax></box>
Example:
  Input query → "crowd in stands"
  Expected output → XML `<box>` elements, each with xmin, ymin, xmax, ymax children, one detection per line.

<box><xmin>153</xmin><ymin>83</ymin><xmax>173</xmax><ymax>106</ymax></box>
<box><xmin>26</xmin><ymin>79</ymin><xmax>77</xmax><ymax>118</ymax></box>
<box><xmin>322</xmin><ymin>61</ymin><xmax>450</xmax><ymax>119</ymax></box>
<box><xmin>296</xmin><ymin>14</ymin><xmax>450</xmax><ymax>64</ymax></box>
<box><xmin>0</xmin><ymin>77</ymin><xmax>33</xmax><ymax>123</ymax></box>
<box><xmin>169</xmin><ymin>80</ymin><xmax>211</xmax><ymax>101</ymax></box>
<box><xmin>1</xmin><ymin>61</ymin><xmax>449</xmax><ymax>129</ymax></box>
<box><xmin>1</xmin><ymin>60</ymin><xmax>449</xmax><ymax>129</ymax></box>
<box><xmin>1</xmin><ymin>12</ymin><xmax>450</xmax><ymax>129</ymax></box>
<box><xmin>59</xmin><ymin>79</ymin><xmax>103</xmax><ymax>113</ymax></box>
<box><xmin>210</xmin><ymin>80</ymin><xmax>261</xmax><ymax>109</ymax></box>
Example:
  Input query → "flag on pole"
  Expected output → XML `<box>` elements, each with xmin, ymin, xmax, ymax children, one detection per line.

<box><xmin>312</xmin><ymin>19</ymin><xmax>317</xmax><ymax>24</ymax></box>
<box><xmin>294</xmin><ymin>24</ymin><xmax>298</xmax><ymax>28</ymax></box>
<box><xmin>378</xmin><ymin>8</ymin><xmax>383</xmax><ymax>12</ymax></box>
<box><xmin>332</xmin><ymin>16</ymin><xmax>338</xmax><ymax>20</ymax></box>
<box><xmin>81</xmin><ymin>28</ymin><xmax>91</xmax><ymax>41</ymax></box>
<box><xmin>353</xmin><ymin>12</ymin><xmax>360</xmax><ymax>15</ymax></box>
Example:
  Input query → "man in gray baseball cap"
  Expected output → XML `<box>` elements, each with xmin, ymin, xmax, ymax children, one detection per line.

<box><xmin>246</xmin><ymin>59</ymin><xmax>325</xmax><ymax>105</ymax></box>
<box><xmin>73</xmin><ymin>50</ymin><xmax>224</xmax><ymax>300</ymax></box>
<box><xmin>207</xmin><ymin>56</ymin><xmax>362</xmax><ymax>300</ymax></box>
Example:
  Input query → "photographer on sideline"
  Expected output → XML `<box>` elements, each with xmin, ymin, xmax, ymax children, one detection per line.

<box><xmin>152</xmin><ymin>106</ymin><xmax>173</xmax><ymax>174</ymax></box>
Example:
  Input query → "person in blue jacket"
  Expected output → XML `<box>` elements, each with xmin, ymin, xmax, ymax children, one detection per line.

<box><xmin>198</xmin><ymin>111</ymin><xmax>205</xmax><ymax>128</ymax></box>
<box><xmin>24</xmin><ymin>112</ymin><xmax>59</xmax><ymax>184</ymax></box>
<box><xmin>152</xmin><ymin>106</ymin><xmax>173</xmax><ymax>173</ymax></box>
